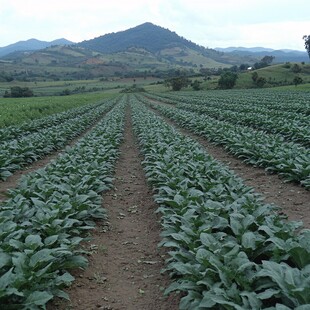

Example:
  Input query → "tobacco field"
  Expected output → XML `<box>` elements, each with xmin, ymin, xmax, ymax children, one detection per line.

<box><xmin>0</xmin><ymin>89</ymin><xmax>309</xmax><ymax>309</ymax></box>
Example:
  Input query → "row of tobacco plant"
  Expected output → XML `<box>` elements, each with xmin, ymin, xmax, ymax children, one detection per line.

<box><xmin>0</xmin><ymin>98</ymin><xmax>125</xmax><ymax>308</ymax></box>
<box><xmin>131</xmin><ymin>96</ymin><xmax>310</xmax><ymax>310</ymax></box>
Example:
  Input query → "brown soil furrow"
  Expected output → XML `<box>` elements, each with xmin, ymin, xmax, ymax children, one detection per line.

<box><xmin>144</xmin><ymin>97</ymin><xmax>310</xmax><ymax>229</ymax></box>
<box><xmin>51</xmin><ymin>104</ymin><xmax>179</xmax><ymax>310</ymax></box>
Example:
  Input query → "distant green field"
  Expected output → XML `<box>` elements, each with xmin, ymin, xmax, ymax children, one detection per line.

<box><xmin>272</xmin><ymin>82</ymin><xmax>310</xmax><ymax>91</ymax></box>
<box><xmin>0</xmin><ymin>77</ymin><xmax>162</xmax><ymax>97</ymax></box>
<box><xmin>0</xmin><ymin>92</ymin><xmax>115</xmax><ymax>127</ymax></box>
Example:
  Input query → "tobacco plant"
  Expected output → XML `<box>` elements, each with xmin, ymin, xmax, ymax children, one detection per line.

<box><xmin>130</xmin><ymin>96</ymin><xmax>310</xmax><ymax>309</ymax></box>
<box><xmin>0</xmin><ymin>98</ymin><xmax>125</xmax><ymax>309</ymax></box>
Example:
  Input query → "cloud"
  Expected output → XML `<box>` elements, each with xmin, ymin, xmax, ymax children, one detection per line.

<box><xmin>0</xmin><ymin>0</ymin><xmax>309</xmax><ymax>50</ymax></box>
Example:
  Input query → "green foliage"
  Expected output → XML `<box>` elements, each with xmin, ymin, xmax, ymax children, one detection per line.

<box><xmin>0</xmin><ymin>71</ymin><xmax>14</xmax><ymax>82</ymax></box>
<box><xmin>261</xmin><ymin>55</ymin><xmax>275</xmax><ymax>65</ymax></box>
<box><xmin>120</xmin><ymin>84</ymin><xmax>146</xmax><ymax>93</ymax></box>
<box><xmin>254</xmin><ymin>56</ymin><xmax>275</xmax><ymax>70</ymax></box>
<box><xmin>4</xmin><ymin>86</ymin><xmax>33</xmax><ymax>98</ymax></box>
<box><xmin>255</xmin><ymin>76</ymin><xmax>267</xmax><ymax>87</ymax></box>
<box><xmin>165</xmin><ymin>76</ymin><xmax>190</xmax><ymax>91</ymax></box>
<box><xmin>130</xmin><ymin>95</ymin><xmax>310</xmax><ymax>309</ymax></box>
<box><xmin>235</xmin><ymin>63</ymin><xmax>310</xmax><ymax>89</ymax></box>
<box><xmin>251</xmin><ymin>72</ymin><xmax>266</xmax><ymax>87</ymax></box>
<box><xmin>293</xmin><ymin>76</ymin><xmax>303</xmax><ymax>86</ymax></box>
<box><xmin>0</xmin><ymin>98</ymin><xmax>117</xmax><ymax>180</ymax></box>
<box><xmin>0</xmin><ymin>92</ymin><xmax>111</xmax><ymax>128</ymax></box>
<box><xmin>218</xmin><ymin>71</ymin><xmax>238</xmax><ymax>89</ymax></box>
<box><xmin>291</xmin><ymin>64</ymin><xmax>302</xmax><ymax>73</ymax></box>
<box><xmin>60</xmin><ymin>88</ymin><xmax>71</xmax><ymax>96</ymax></box>
<box><xmin>143</xmin><ymin>90</ymin><xmax>310</xmax><ymax>187</ymax></box>
<box><xmin>0</xmin><ymin>98</ymin><xmax>125</xmax><ymax>308</ymax></box>
<box><xmin>303</xmin><ymin>35</ymin><xmax>310</xmax><ymax>58</ymax></box>
<box><xmin>252</xmin><ymin>72</ymin><xmax>258</xmax><ymax>82</ymax></box>
<box><xmin>191</xmin><ymin>80</ymin><xmax>203</xmax><ymax>91</ymax></box>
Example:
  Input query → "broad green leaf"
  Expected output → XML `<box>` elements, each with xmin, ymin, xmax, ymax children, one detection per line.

<box><xmin>0</xmin><ymin>252</ymin><xmax>11</xmax><ymax>269</ymax></box>
<box><xmin>24</xmin><ymin>291</ymin><xmax>53</xmax><ymax>306</ymax></box>
<box><xmin>29</xmin><ymin>249</ymin><xmax>54</xmax><ymax>268</ymax></box>
<box><xmin>25</xmin><ymin>234</ymin><xmax>43</xmax><ymax>248</ymax></box>
<box><xmin>44</xmin><ymin>235</ymin><xmax>59</xmax><ymax>246</ymax></box>
<box><xmin>257</xmin><ymin>288</ymin><xmax>281</xmax><ymax>300</ymax></box>
<box><xmin>241</xmin><ymin>231</ymin><xmax>257</xmax><ymax>250</ymax></box>
<box><xmin>289</xmin><ymin>247</ymin><xmax>310</xmax><ymax>269</ymax></box>
<box><xmin>240</xmin><ymin>291</ymin><xmax>262</xmax><ymax>309</ymax></box>
<box><xmin>200</xmin><ymin>233</ymin><xmax>217</xmax><ymax>248</ymax></box>
<box><xmin>229</xmin><ymin>215</ymin><xmax>243</xmax><ymax>236</ymax></box>
<box><xmin>55</xmin><ymin>272</ymin><xmax>75</xmax><ymax>285</ymax></box>
<box><xmin>0</xmin><ymin>268</ymin><xmax>15</xmax><ymax>289</ymax></box>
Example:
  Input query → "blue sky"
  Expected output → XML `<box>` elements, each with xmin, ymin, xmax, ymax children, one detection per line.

<box><xmin>0</xmin><ymin>0</ymin><xmax>309</xmax><ymax>51</ymax></box>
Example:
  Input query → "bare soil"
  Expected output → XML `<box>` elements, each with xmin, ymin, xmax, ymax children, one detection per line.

<box><xmin>49</xmin><ymin>105</ymin><xmax>179</xmax><ymax>310</ymax></box>
<box><xmin>146</xmin><ymin>99</ymin><xmax>310</xmax><ymax>229</ymax></box>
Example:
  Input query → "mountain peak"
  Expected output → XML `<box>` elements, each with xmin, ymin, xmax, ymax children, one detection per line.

<box><xmin>78</xmin><ymin>22</ymin><xmax>198</xmax><ymax>54</ymax></box>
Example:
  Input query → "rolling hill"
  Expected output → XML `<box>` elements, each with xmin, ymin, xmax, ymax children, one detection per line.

<box><xmin>0</xmin><ymin>38</ymin><xmax>73</xmax><ymax>57</ymax></box>
<box><xmin>6</xmin><ymin>22</ymin><xmax>302</xmax><ymax>82</ymax></box>
<box><xmin>1</xmin><ymin>23</ymin><xmax>248</xmax><ymax>81</ymax></box>
<box><xmin>215</xmin><ymin>47</ymin><xmax>309</xmax><ymax>63</ymax></box>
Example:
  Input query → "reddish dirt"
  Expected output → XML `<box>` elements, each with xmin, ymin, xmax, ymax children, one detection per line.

<box><xmin>49</xmin><ymin>106</ymin><xmax>179</xmax><ymax>310</ymax></box>
<box><xmin>145</xmin><ymin>98</ymin><xmax>310</xmax><ymax>229</ymax></box>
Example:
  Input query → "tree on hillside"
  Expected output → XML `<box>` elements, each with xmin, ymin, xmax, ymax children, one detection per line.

<box><xmin>293</xmin><ymin>76</ymin><xmax>303</xmax><ymax>86</ymax></box>
<box><xmin>255</xmin><ymin>76</ymin><xmax>267</xmax><ymax>88</ymax></box>
<box><xmin>252</xmin><ymin>72</ymin><xmax>258</xmax><ymax>82</ymax></box>
<box><xmin>164</xmin><ymin>76</ymin><xmax>190</xmax><ymax>91</ymax></box>
<box><xmin>303</xmin><ymin>35</ymin><xmax>310</xmax><ymax>59</ymax></box>
<box><xmin>291</xmin><ymin>64</ymin><xmax>301</xmax><ymax>73</ymax></box>
<box><xmin>253</xmin><ymin>55</ymin><xmax>275</xmax><ymax>69</ymax></box>
<box><xmin>3</xmin><ymin>86</ymin><xmax>33</xmax><ymax>98</ymax></box>
<box><xmin>218</xmin><ymin>72</ymin><xmax>238</xmax><ymax>89</ymax></box>
<box><xmin>261</xmin><ymin>55</ymin><xmax>275</xmax><ymax>65</ymax></box>
<box><xmin>191</xmin><ymin>79</ymin><xmax>202</xmax><ymax>91</ymax></box>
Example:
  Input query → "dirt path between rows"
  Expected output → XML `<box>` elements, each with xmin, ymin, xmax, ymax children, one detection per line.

<box><xmin>50</xmin><ymin>104</ymin><xmax>179</xmax><ymax>310</ymax></box>
<box><xmin>143</xmin><ymin>96</ymin><xmax>310</xmax><ymax>229</ymax></box>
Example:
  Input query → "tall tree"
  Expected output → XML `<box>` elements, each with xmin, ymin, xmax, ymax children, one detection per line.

<box><xmin>261</xmin><ymin>55</ymin><xmax>275</xmax><ymax>65</ymax></box>
<box><xmin>165</xmin><ymin>76</ymin><xmax>190</xmax><ymax>91</ymax></box>
<box><xmin>303</xmin><ymin>35</ymin><xmax>310</xmax><ymax>59</ymax></box>
<box><xmin>218</xmin><ymin>72</ymin><xmax>238</xmax><ymax>89</ymax></box>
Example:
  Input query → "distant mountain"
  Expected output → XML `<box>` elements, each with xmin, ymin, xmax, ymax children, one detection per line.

<box><xmin>215</xmin><ymin>47</ymin><xmax>275</xmax><ymax>53</ymax></box>
<box><xmin>0</xmin><ymin>38</ymin><xmax>73</xmax><ymax>57</ymax></box>
<box><xmin>78</xmin><ymin>22</ymin><xmax>221</xmax><ymax>58</ymax></box>
<box><xmin>78</xmin><ymin>22</ymin><xmax>192</xmax><ymax>53</ymax></box>
<box><xmin>5</xmin><ymin>22</ymin><xmax>308</xmax><ymax>83</ymax></box>
<box><xmin>214</xmin><ymin>47</ymin><xmax>308</xmax><ymax>63</ymax></box>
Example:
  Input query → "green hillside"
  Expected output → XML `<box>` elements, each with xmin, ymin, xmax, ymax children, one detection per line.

<box><xmin>78</xmin><ymin>22</ymin><xmax>255</xmax><ymax>66</ymax></box>
<box><xmin>235</xmin><ymin>62</ymin><xmax>310</xmax><ymax>88</ymax></box>
<box><xmin>3</xmin><ymin>22</ymin><xmax>308</xmax><ymax>94</ymax></box>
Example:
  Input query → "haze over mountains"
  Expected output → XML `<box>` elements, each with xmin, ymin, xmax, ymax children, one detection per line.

<box><xmin>0</xmin><ymin>38</ymin><xmax>73</xmax><ymax>57</ymax></box>
<box><xmin>0</xmin><ymin>23</ymin><xmax>308</xmax><ymax>66</ymax></box>
<box><xmin>215</xmin><ymin>47</ymin><xmax>308</xmax><ymax>63</ymax></box>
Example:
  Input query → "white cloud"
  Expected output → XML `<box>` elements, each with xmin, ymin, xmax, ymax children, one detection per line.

<box><xmin>0</xmin><ymin>0</ymin><xmax>309</xmax><ymax>50</ymax></box>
